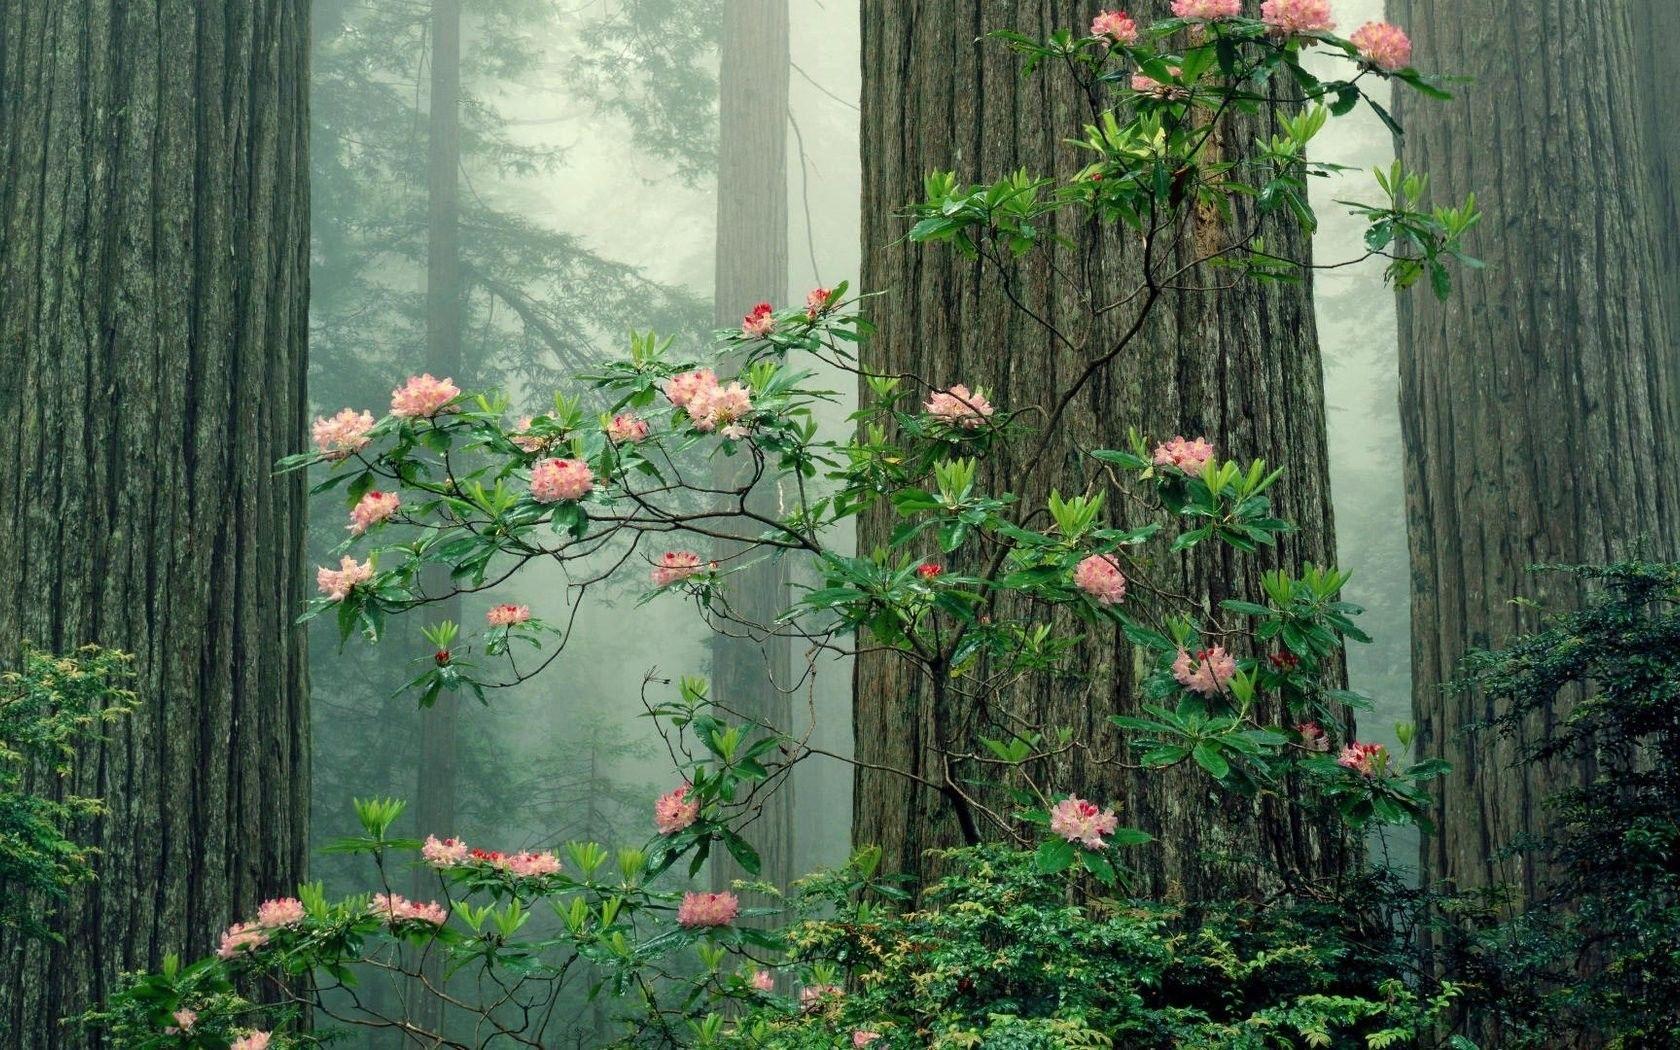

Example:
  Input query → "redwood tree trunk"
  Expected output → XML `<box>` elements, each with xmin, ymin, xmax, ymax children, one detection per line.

<box><xmin>710</xmin><ymin>0</ymin><xmax>796</xmax><ymax>904</ymax></box>
<box><xmin>1391</xmin><ymin>0</ymin><xmax>1680</xmax><ymax>902</ymax></box>
<box><xmin>0</xmin><ymin>1</ymin><xmax>311</xmax><ymax>1043</ymax></box>
<box><xmin>856</xmin><ymin>0</ymin><xmax>1345</xmax><ymax>899</ymax></box>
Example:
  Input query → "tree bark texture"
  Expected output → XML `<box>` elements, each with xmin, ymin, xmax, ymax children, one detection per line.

<box><xmin>856</xmin><ymin>0</ymin><xmax>1346</xmax><ymax>900</ymax></box>
<box><xmin>710</xmin><ymin>0</ymin><xmax>797</xmax><ymax>907</ymax></box>
<box><xmin>1391</xmin><ymin>0</ymin><xmax>1680</xmax><ymax>904</ymax></box>
<box><xmin>0</xmin><ymin>1</ymin><xmax>311</xmax><ymax>1044</ymax></box>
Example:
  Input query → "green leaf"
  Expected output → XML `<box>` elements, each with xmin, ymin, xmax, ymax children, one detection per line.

<box><xmin>1035</xmin><ymin>838</ymin><xmax>1076</xmax><ymax>875</ymax></box>
<box><xmin>1193</xmin><ymin>742</ymin><xmax>1230</xmax><ymax>779</ymax></box>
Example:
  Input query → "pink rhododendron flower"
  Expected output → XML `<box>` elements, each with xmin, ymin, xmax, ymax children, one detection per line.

<box><xmin>1049</xmin><ymin>795</ymin><xmax>1121</xmax><ymax>848</ymax></box>
<box><xmin>510</xmin><ymin>415</ymin><xmax>556</xmax><ymax>454</ymax></box>
<box><xmin>923</xmin><ymin>384</ymin><xmax>994</xmax><ymax>428</ymax></box>
<box><xmin>1073</xmin><ymin>554</ymin><xmax>1127</xmax><ymax>606</ymax></box>
<box><xmin>1152</xmin><ymin>435</ymin><xmax>1215</xmax><ymax>475</ymax></box>
<box><xmin>422</xmin><ymin>835</ymin><xmax>470</xmax><ymax>866</ymax></box>
<box><xmin>1173</xmin><ymin>646</ymin><xmax>1238</xmax><ymax>695</ymax></box>
<box><xmin>677</xmin><ymin>890</ymin><xmax>740</xmax><ymax>927</ymax></box>
<box><xmin>316</xmin><ymin>556</ymin><xmax>374</xmax><ymax>601</ymax></box>
<box><xmin>390</xmin><ymin>373</ymin><xmax>460</xmax><ymax>418</ymax></box>
<box><xmin>486</xmin><ymin>603</ymin><xmax>531</xmax><ymax>627</ymax></box>
<box><xmin>1298</xmin><ymin>721</ymin><xmax>1331</xmax><ymax>752</ymax></box>
<box><xmin>348</xmin><ymin>490</ymin><xmax>400</xmax><ymax>534</ymax></box>
<box><xmin>167</xmin><ymin>1009</ymin><xmax>197</xmax><ymax>1034</ymax></box>
<box><xmin>1338</xmin><ymin>741</ymin><xmax>1389</xmax><ymax>776</ymax></box>
<box><xmin>751</xmin><ymin>969</ymin><xmax>776</xmax><ymax>992</ymax></box>
<box><xmin>651</xmin><ymin>551</ymin><xmax>705</xmax><ymax>587</ymax></box>
<box><xmin>742</xmin><ymin>301</ymin><xmax>777</xmax><ymax>338</ymax></box>
<box><xmin>1349</xmin><ymin>21</ymin><xmax>1412</xmax><ymax>70</ymax></box>
<box><xmin>854</xmin><ymin>1033</ymin><xmax>882</xmax><ymax>1047</ymax></box>
<box><xmin>217</xmin><ymin>922</ymin><xmax>267</xmax><ymax>959</ymax></box>
<box><xmin>312</xmin><ymin>408</ymin><xmax>375</xmax><ymax>459</ymax></box>
<box><xmin>1171</xmin><ymin>0</ymin><xmax>1241</xmax><ymax>17</ymax></box>
<box><xmin>371</xmin><ymin>893</ymin><xmax>448</xmax><ymax>926</ymax></box>
<box><xmin>1091</xmin><ymin>10</ymin><xmax>1138</xmax><ymax>43</ymax></box>
<box><xmin>917</xmin><ymin>562</ymin><xmax>944</xmax><ymax>579</ymax></box>
<box><xmin>606</xmin><ymin>413</ymin><xmax>650</xmax><ymax>443</ymax></box>
<box><xmin>687</xmin><ymin>380</ymin><xmax>753</xmax><ymax>432</ymax></box>
<box><xmin>805</xmin><ymin>286</ymin><xmax>833</xmax><ymax>319</ymax></box>
<box><xmin>655</xmin><ymin>785</ymin><xmax>700</xmax><ymax>834</ymax></box>
<box><xmin>1261</xmin><ymin>0</ymin><xmax>1335</xmax><ymax>35</ymax></box>
<box><xmin>530</xmin><ymin>457</ymin><xmax>595</xmax><ymax>503</ymax></box>
<box><xmin>800</xmin><ymin>984</ymin><xmax>843</xmax><ymax>1009</ymax></box>
<box><xmin>255</xmin><ymin>897</ymin><xmax>306</xmax><ymax>928</ymax></box>
<box><xmin>491</xmin><ymin>850</ymin><xmax>562</xmax><ymax>878</ymax></box>
<box><xmin>230</xmin><ymin>1033</ymin><xmax>271</xmax><ymax>1050</ymax></box>
<box><xmin>664</xmin><ymin>368</ymin><xmax>719</xmax><ymax>409</ymax></box>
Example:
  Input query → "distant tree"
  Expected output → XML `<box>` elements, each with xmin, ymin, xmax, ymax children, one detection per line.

<box><xmin>0</xmin><ymin>3</ymin><xmax>312</xmax><ymax>1043</ymax></box>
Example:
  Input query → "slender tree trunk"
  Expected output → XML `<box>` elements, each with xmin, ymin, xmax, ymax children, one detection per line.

<box><xmin>856</xmin><ymin>0</ymin><xmax>1346</xmax><ymax>900</ymax></box>
<box><xmin>410</xmin><ymin>0</ymin><xmax>463</xmax><ymax>1037</ymax></box>
<box><xmin>710</xmin><ymin>0</ymin><xmax>796</xmax><ymax>906</ymax></box>
<box><xmin>0</xmin><ymin>1</ymin><xmax>311</xmax><ymax>1043</ymax></box>
<box><xmin>1391</xmin><ymin>0</ymin><xmax>1680</xmax><ymax>905</ymax></box>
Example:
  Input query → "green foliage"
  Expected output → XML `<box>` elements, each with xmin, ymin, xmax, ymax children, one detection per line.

<box><xmin>0</xmin><ymin>646</ymin><xmax>137</xmax><ymax>941</ymax></box>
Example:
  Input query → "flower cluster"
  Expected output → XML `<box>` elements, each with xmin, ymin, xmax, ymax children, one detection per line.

<box><xmin>316</xmin><ymin>556</ymin><xmax>374</xmax><ymax>601</ymax></box>
<box><xmin>1260</xmin><ymin>0</ymin><xmax>1335</xmax><ymax>35</ymax></box>
<box><xmin>312</xmin><ymin>408</ymin><xmax>375</xmax><ymax>459</ymax></box>
<box><xmin>370</xmin><ymin>893</ymin><xmax>449</xmax><ymax>926</ymax></box>
<box><xmin>1073</xmin><ymin>554</ymin><xmax>1127</xmax><ymax>606</ymax></box>
<box><xmin>1337</xmin><ymin>741</ymin><xmax>1389</xmax><ymax>777</ymax></box>
<box><xmin>805</xmin><ymin>286</ymin><xmax>832</xmax><ymax>319</ymax></box>
<box><xmin>486</xmin><ymin>603</ymin><xmax>531</xmax><ymax>627</ymax></box>
<box><xmin>1131</xmin><ymin>68</ymin><xmax>1188</xmax><ymax>100</ymax></box>
<box><xmin>1173</xmin><ymin>646</ymin><xmax>1238</xmax><ymax>695</ymax></box>
<box><xmin>510</xmin><ymin>415</ymin><xmax>558</xmax><ymax>454</ymax></box>
<box><xmin>230</xmin><ymin>1033</ymin><xmax>271</xmax><ymax>1050</ymax></box>
<box><xmin>742</xmin><ymin>301</ymin><xmax>777</xmax><ymax>338</ymax></box>
<box><xmin>1091</xmin><ymin>9</ymin><xmax>1138</xmax><ymax>43</ymax></box>
<box><xmin>530</xmin><ymin>457</ymin><xmax>595</xmax><ymax>503</ymax></box>
<box><xmin>654</xmin><ymin>785</ymin><xmax>700</xmax><ymax>834</ymax></box>
<box><xmin>217</xmin><ymin>922</ymin><xmax>267</xmax><ymax>960</ymax></box>
<box><xmin>255</xmin><ymin>897</ymin><xmax>306</xmax><ymax>929</ymax></box>
<box><xmin>651</xmin><ymin>550</ymin><xmax>706</xmax><ymax>588</ymax></box>
<box><xmin>800</xmin><ymin>984</ymin><xmax>843</xmax><ymax>1010</ymax></box>
<box><xmin>1170</xmin><ymin>0</ymin><xmax>1241</xmax><ymax>19</ymax></box>
<box><xmin>606</xmin><ymin>412</ymin><xmax>650</xmax><ymax>443</ymax></box>
<box><xmin>422</xmin><ymin>835</ymin><xmax>470</xmax><ymax>866</ymax></box>
<box><xmin>923</xmin><ymin>383</ymin><xmax>994</xmax><ymax>429</ymax></box>
<box><xmin>1350</xmin><ymin>21</ymin><xmax>1412</xmax><ymax>70</ymax></box>
<box><xmin>664</xmin><ymin>367</ymin><xmax>754</xmax><ymax>435</ymax></box>
<box><xmin>1297</xmin><ymin>721</ymin><xmax>1331</xmax><ymax>752</ymax></box>
<box><xmin>348</xmin><ymin>490</ymin><xmax>400</xmax><ymax>534</ymax></box>
<box><xmin>677</xmin><ymin>890</ymin><xmax>740</xmax><ymax>928</ymax></box>
<box><xmin>1152</xmin><ymin>435</ymin><xmax>1214</xmax><ymax>475</ymax></box>
<box><xmin>1049</xmin><ymin>796</ymin><xmax>1120</xmax><ymax>849</ymax></box>
<box><xmin>390</xmin><ymin>373</ymin><xmax>460</xmax><ymax>418</ymax></box>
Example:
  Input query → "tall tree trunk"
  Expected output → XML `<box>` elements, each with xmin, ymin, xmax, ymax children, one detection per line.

<box><xmin>1391</xmin><ymin>0</ymin><xmax>1680</xmax><ymax>904</ymax></box>
<box><xmin>710</xmin><ymin>0</ymin><xmax>796</xmax><ymax>906</ymax></box>
<box><xmin>856</xmin><ymin>0</ymin><xmax>1345</xmax><ymax>900</ymax></box>
<box><xmin>0</xmin><ymin>2</ymin><xmax>311</xmax><ymax>1044</ymax></box>
<box><xmin>1635</xmin><ymin>0</ymin><xmax>1680</xmax><ymax>333</ymax></box>
<box><xmin>410</xmin><ymin>0</ymin><xmax>463</xmax><ymax>1036</ymax></box>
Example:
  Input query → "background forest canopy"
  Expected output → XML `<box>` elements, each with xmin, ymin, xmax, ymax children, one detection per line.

<box><xmin>0</xmin><ymin>1</ymin><xmax>1677</xmax><ymax>1049</ymax></box>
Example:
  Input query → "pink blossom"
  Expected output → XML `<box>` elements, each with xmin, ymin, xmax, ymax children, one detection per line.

<box><xmin>742</xmin><ymin>302</ymin><xmax>777</xmax><ymax>338</ymax></box>
<box><xmin>687</xmin><ymin>380</ymin><xmax>753</xmax><ymax>432</ymax></box>
<box><xmin>606</xmin><ymin>413</ymin><xmax>650</xmax><ymax>443</ymax></box>
<box><xmin>217</xmin><ymin>921</ymin><xmax>267</xmax><ymax>959</ymax></box>
<box><xmin>1152</xmin><ymin>435</ymin><xmax>1215</xmax><ymax>475</ymax></box>
<box><xmin>923</xmin><ymin>383</ymin><xmax>995</xmax><ymax>429</ymax></box>
<box><xmin>1261</xmin><ymin>0</ymin><xmax>1335</xmax><ymax>35</ymax></box>
<box><xmin>665</xmin><ymin>368</ymin><xmax>719</xmax><ymax>409</ymax></box>
<box><xmin>316</xmin><ymin>556</ymin><xmax>374</xmax><ymax>601</ymax></box>
<box><xmin>422</xmin><ymin>835</ymin><xmax>470</xmax><ymax>867</ymax></box>
<box><xmin>486</xmin><ymin>604</ymin><xmax>531</xmax><ymax>627</ymax></box>
<box><xmin>494</xmin><ymin>850</ymin><xmax>562</xmax><ymax>878</ymax></box>
<box><xmin>1171</xmin><ymin>0</ymin><xmax>1242</xmax><ymax>17</ymax></box>
<box><xmin>750</xmin><ymin>969</ymin><xmax>776</xmax><ymax>992</ymax></box>
<box><xmin>1337</xmin><ymin>741</ymin><xmax>1389</xmax><ymax>776</ymax></box>
<box><xmin>348</xmin><ymin>490</ymin><xmax>400</xmax><ymax>535</ymax></box>
<box><xmin>1173</xmin><ymin>646</ymin><xmax>1238</xmax><ymax>695</ymax></box>
<box><xmin>800</xmin><ymin>984</ymin><xmax>843</xmax><ymax>1009</ymax></box>
<box><xmin>530</xmin><ymin>457</ymin><xmax>595</xmax><ymax>503</ymax></box>
<box><xmin>1297</xmin><ymin>722</ymin><xmax>1331</xmax><ymax>752</ymax></box>
<box><xmin>1091</xmin><ymin>10</ymin><xmax>1138</xmax><ymax>43</ymax></box>
<box><xmin>1349</xmin><ymin>21</ymin><xmax>1412</xmax><ymax>70</ymax></box>
<box><xmin>677</xmin><ymin>890</ymin><xmax>740</xmax><ymax>927</ymax></box>
<box><xmin>1049</xmin><ymin>795</ymin><xmax>1120</xmax><ymax>849</ymax></box>
<box><xmin>230</xmin><ymin>1033</ymin><xmax>271</xmax><ymax>1050</ymax></box>
<box><xmin>917</xmin><ymin>562</ymin><xmax>944</xmax><ymax>580</ymax></box>
<box><xmin>166</xmin><ymin>1009</ymin><xmax>197</xmax><ymax>1034</ymax></box>
<box><xmin>390</xmin><ymin>373</ymin><xmax>460</xmax><ymax>418</ymax></box>
<box><xmin>1131</xmin><ymin>68</ymin><xmax>1188</xmax><ymax>99</ymax></box>
<box><xmin>255</xmin><ymin>897</ymin><xmax>306</xmax><ymax>928</ymax></box>
<box><xmin>1073</xmin><ymin>554</ymin><xmax>1127</xmax><ymax>606</ymax></box>
<box><xmin>651</xmin><ymin>551</ymin><xmax>705</xmax><ymax>588</ymax></box>
<box><xmin>854</xmin><ymin>1034</ymin><xmax>882</xmax><ymax>1048</ymax></box>
<box><xmin>654</xmin><ymin>785</ymin><xmax>700</xmax><ymax>835</ymax></box>
<box><xmin>312</xmin><ymin>408</ymin><xmax>375</xmax><ymax>459</ymax></box>
<box><xmin>721</xmin><ymin>422</ymin><xmax>752</xmax><ymax>441</ymax></box>
<box><xmin>371</xmin><ymin>892</ymin><xmax>448</xmax><ymax>926</ymax></box>
<box><xmin>805</xmin><ymin>287</ymin><xmax>832</xmax><ymax>319</ymax></box>
<box><xmin>510</xmin><ymin>415</ymin><xmax>557</xmax><ymax>454</ymax></box>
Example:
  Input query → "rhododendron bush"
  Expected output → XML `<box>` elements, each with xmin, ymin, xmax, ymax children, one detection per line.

<box><xmin>85</xmin><ymin>11</ymin><xmax>1480</xmax><ymax>1048</ymax></box>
